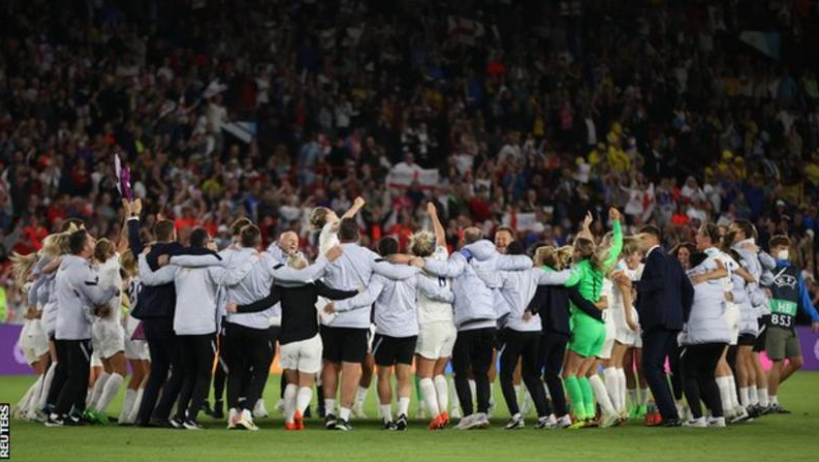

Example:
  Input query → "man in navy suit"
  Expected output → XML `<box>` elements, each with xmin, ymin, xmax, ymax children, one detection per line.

<box><xmin>635</xmin><ymin>225</ymin><xmax>694</xmax><ymax>427</ymax></box>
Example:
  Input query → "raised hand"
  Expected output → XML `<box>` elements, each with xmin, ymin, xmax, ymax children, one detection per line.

<box><xmin>354</xmin><ymin>196</ymin><xmax>366</xmax><ymax>209</ymax></box>
<box><xmin>582</xmin><ymin>211</ymin><xmax>593</xmax><ymax>230</ymax></box>
<box><xmin>608</xmin><ymin>207</ymin><xmax>621</xmax><ymax>222</ymax></box>
<box><xmin>426</xmin><ymin>201</ymin><xmax>437</xmax><ymax>216</ymax></box>
<box><xmin>132</xmin><ymin>198</ymin><xmax>142</xmax><ymax>216</ymax></box>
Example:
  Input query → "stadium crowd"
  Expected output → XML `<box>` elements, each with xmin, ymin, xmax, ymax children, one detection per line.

<box><xmin>2</xmin><ymin>0</ymin><xmax>819</xmax><ymax>317</ymax></box>
<box><xmin>5</xmin><ymin>0</ymin><xmax>819</xmax><ymax>434</ymax></box>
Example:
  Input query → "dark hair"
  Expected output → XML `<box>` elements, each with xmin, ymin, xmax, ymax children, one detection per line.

<box><xmin>61</xmin><ymin>218</ymin><xmax>84</xmax><ymax>232</ymax></box>
<box><xmin>769</xmin><ymin>235</ymin><xmax>791</xmax><ymax>249</ymax></box>
<box><xmin>671</xmin><ymin>242</ymin><xmax>696</xmax><ymax>259</ymax></box>
<box><xmin>154</xmin><ymin>220</ymin><xmax>175</xmax><ymax>242</ymax></box>
<box><xmin>68</xmin><ymin>230</ymin><xmax>89</xmax><ymax>255</ymax></box>
<box><xmin>338</xmin><ymin>218</ymin><xmax>359</xmax><ymax>242</ymax></box>
<box><xmin>506</xmin><ymin>241</ymin><xmax>525</xmax><ymax>256</ymax></box>
<box><xmin>230</xmin><ymin>217</ymin><xmax>253</xmax><ymax>236</ymax></box>
<box><xmin>495</xmin><ymin>226</ymin><xmax>514</xmax><ymax>238</ymax></box>
<box><xmin>240</xmin><ymin>225</ymin><xmax>261</xmax><ymax>248</ymax></box>
<box><xmin>689</xmin><ymin>252</ymin><xmax>708</xmax><ymax>268</ymax></box>
<box><xmin>733</xmin><ymin>219</ymin><xmax>756</xmax><ymax>241</ymax></box>
<box><xmin>699</xmin><ymin>223</ymin><xmax>721</xmax><ymax>246</ymax></box>
<box><xmin>308</xmin><ymin>207</ymin><xmax>332</xmax><ymax>231</ymax></box>
<box><xmin>638</xmin><ymin>224</ymin><xmax>661</xmax><ymax>241</ymax></box>
<box><xmin>377</xmin><ymin>237</ymin><xmax>399</xmax><ymax>257</ymax></box>
<box><xmin>190</xmin><ymin>227</ymin><xmax>210</xmax><ymax>247</ymax></box>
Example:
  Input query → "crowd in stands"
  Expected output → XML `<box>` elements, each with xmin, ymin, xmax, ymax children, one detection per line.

<box><xmin>2</xmin><ymin>0</ymin><xmax>819</xmax><ymax>320</ymax></box>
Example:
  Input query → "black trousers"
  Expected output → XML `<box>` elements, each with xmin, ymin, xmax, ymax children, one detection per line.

<box><xmin>212</xmin><ymin>333</ymin><xmax>228</xmax><ymax>405</ymax></box>
<box><xmin>53</xmin><ymin>339</ymin><xmax>92</xmax><ymax>416</ymax></box>
<box><xmin>223</xmin><ymin>322</ymin><xmax>274</xmax><ymax>411</ymax></box>
<box><xmin>680</xmin><ymin>342</ymin><xmax>725</xmax><ymax>419</ymax></box>
<box><xmin>175</xmin><ymin>334</ymin><xmax>216</xmax><ymax>422</ymax></box>
<box><xmin>499</xmin><ymin>329</ymin><xmax>549</xmax><ymax>417</ymax></box>
<box><xmin>138</xmin><ymin>318</ymin><xmax>186</xmax><ymax>424</ymax></box>
<box><xmin>641</xmin><ymin>328</ymin><xmax>680</xmax><ymax>421</ymax></box>
<box><xmin>258</xmin><ymin>326</ymin><xmax>280</xmax><ymax>401</ymax></box>
<box><xmin>668</xmin><ymin>340</ymin><xmax>684</xmax><ymax>401</ymax></box>
<box><xmin>452</xmin><ymin>327</ymin><xmax>495</xmax><ymax>416</ymax></box>
<box><xmin>539</xmin><ymin>331</ymin><xmax>569</xmax><ymax>417</ymax></box>
<box><xmin>45</xmin><ymin>337</ymin><xmax>69</xmax><ymax>409</ymax></box>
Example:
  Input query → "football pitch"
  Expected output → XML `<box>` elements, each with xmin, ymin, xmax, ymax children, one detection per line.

<box><xmin>2</xmin><ymin>373</ymin><xmax>817</xmax><ymax>462</ymax></box>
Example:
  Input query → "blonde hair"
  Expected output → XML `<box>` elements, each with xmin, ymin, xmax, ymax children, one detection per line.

<box><xmin>534</xmin><ymin>246</ymin><xmax>561</xmax><ymax>269</ymax></box>
<box><xmin>575</xmin><ymin>233</ymin><xmax>616</xmax><ymax>272</ymax></box>
<box><xmin>94</xmin><ymin>238</ymin><xmax>116</xmax><ymax>263</ymax></box>
<box><xmin>308</xmin><ymin>207</ymin><xmax>333</xmax><ymax>232</ymax></box>
<box><xmin>120</xmin><ymin>250</ymin><xmax>138</xmax><ymax>277</ymax></box>
<box><xmin>409</xmin><ymin>231</ymin><xmax>436</xmax><ymax>257</ymax></box>
<box><xmin>622</xmin><ymin>236</ymin><xmax>642</xmax><ymax>258</ymax></box>
<box><xmin>10</xmin><ymin>253</ymin><xmax>37</xmax><ymax>288</ymax></box>
<box><xmin>40</xmin><ymin>233</ymin><xmax>63</xmax><ymax>258</ymax></box>
<box><xmin>557</xmin><ymin>246</ymin><xmax>574</xmax><ymax>269</ymax></box>
<box><xmin>40</xmin><ymin>227</ymin><xmax>77</xmax><ymax>258</ymax></box>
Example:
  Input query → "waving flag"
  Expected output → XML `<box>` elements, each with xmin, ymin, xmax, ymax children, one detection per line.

<box><xmin>115</xmin><ymin>154</ymin><xmax>134</xmax><ymax>201</ymax></box>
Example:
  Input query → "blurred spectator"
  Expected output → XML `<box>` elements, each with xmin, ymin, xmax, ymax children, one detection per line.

<box><xmin>2</xmin><ymin>0</ymin><xmax>819</xmax><ymax>321</ymax></box>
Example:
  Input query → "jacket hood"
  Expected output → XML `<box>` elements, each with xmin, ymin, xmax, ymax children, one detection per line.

<box><xmin>464</xmin><ymin>240</ymin><xmax>498</xmax><ymax>261</ymax></box>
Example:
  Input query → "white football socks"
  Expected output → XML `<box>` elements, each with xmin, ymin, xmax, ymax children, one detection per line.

<box><xmin>616</xmin><ymin>368</ymin><xmax>627</xmax><ymax>413</ymax></box>
<box><xmin>354</xmin><ymin>386</ymin><xmax>369</xmax><ymax>408</ymax></box>
<box><xmin>433</xmin><ymin>375</ymin><xmax>449</xmax><ymax>415</ymax></box>
<box><xmin>748</xmin><ymin>385</ymin><xmax>759</xmax><ymax>406</ymax></box>
<box><xmin>88</xmin><ymin>372</ymin><xmax>110</xmax><ymax>409</ymax></box>
<box><xmin>296</xmin><ymin>387</ymin><xmax>313</xmax><ymax>414</ymax></box>
<box><xmin>739</xmin><ymin>387</ymin><xmax>750</xmax><ymax>408</ymax></box>
<box><xmin>127</xmin><ymin>388</ymin><xmax>144</xmax><ymax>423</ymax></box>
<box><xmin>590</xmin><ymin>374</ymin><xmax>616</xmax><ymax>416</ymax></box>
<box><xmin>758</xmin><ymin>388</ymin><xmax>769</xmax><ymax>407</ymax></box>
<box><xmin>419</xmin><ymin>378</ymin><xmax>440</xmax><ymax>417</ymax></box>
<box><xmin>603</xmin><ymin>368</ymin><xmax>620</xmax><ymax>411</ymax></box>
<box><xmin>119</xmin><ymin>389</ymin><xmax>136</xmax><ymax>424</ymax></box>
<box><xmin>398</xmin><ymin>397</ymin><xmax>410</xmax><ymax>417</ymax></box>
<box><xmin>38</xmin><ymin>362</ymin><xmax>57</xmax><ymax>411</ymax></box>
<box><xmin>284</xmin><ymin>384</ymin><xmax>298</xmax><ymax>423</ymax></box>
<box><xmin>325</xmin><ymin>399</ymin><xmax>336</xmax><ymax>416</ymax></box>
<box><xmin>97</xmin><ymin>373</ymin><xmax>123</xmax><ymax>414</ymax></box>
<box><xmin>379</xmin><ymin>403</ymin><xmax>393</xmax><ymax>422</ymax></box>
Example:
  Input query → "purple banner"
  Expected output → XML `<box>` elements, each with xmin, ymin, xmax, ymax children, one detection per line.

<box><xmin>798</xmin><ymin>325</ymin><xmax>819</xmax><ymax>371</ymax></box>
<box><xmin>0</xmin><ymin>324</ymin><xmax>35</xmax><ymax>375</ymax></box>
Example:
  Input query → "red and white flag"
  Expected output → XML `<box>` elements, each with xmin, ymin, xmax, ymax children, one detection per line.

<box><xmin>447</xmin><ymin>16</ymin><xmax>485</xmax><ymax>46</ymax></box>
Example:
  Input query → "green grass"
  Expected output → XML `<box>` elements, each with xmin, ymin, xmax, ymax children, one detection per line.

<box><xmin>3</xmin><ymin>373</ymin><xmax>818</xmax><ymax>462</ymax></box>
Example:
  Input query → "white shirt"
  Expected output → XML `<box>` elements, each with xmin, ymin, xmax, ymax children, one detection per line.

<box><xmin>417</xmin><ymin>246</ymin><xmax>455</xmax><ymax>325</ymax></box>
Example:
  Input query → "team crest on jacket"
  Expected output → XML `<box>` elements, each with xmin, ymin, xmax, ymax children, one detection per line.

<box><xmin>774</xmin><ymin>274</ymin><xmax>797</xmax><ymax>290</ymax></box>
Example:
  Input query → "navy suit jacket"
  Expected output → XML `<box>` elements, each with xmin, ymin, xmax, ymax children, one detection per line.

<box><xmin>128</xmin><ymin>218</ymin><xmax>185</xmax><ymax>320</ymax></box>
<box><xmin>635</xmin><ymin>247</ymin><xmax>694</xmax><ymax>332</ymax></box>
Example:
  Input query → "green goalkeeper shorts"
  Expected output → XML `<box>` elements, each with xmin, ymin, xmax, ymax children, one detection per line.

<box><xmin>568</xmin><ymin>312</ymin><xmax>606</xmax><ymax>358</ymax></box>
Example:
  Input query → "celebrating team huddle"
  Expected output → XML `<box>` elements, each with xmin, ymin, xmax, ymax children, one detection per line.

<box><xmin>11</xmin><ymin>196</ymin><xmax>819</xmax><ymax>432</ymax></box>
